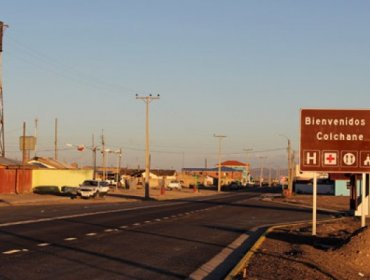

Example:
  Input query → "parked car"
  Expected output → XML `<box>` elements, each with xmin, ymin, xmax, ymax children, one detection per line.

<box><xmin>77</xmin><ymin>180</ymin><xmax>110</xmax><ymax>198</ymax></box>
<box><xmin>166</xmin><ymin>180</ymin><xmax>182</xmax><ymax>190</ymax></box>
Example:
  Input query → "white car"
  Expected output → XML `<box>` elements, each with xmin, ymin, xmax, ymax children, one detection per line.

<box><xmin>166</xmin><ymin>180</ymin><xmax>182</xmax><ymax>190</ymax></box>
<box><xmin>77</xmin><ymin>180</ymin><xmax>110</xmax><ymax>198</ymax></box>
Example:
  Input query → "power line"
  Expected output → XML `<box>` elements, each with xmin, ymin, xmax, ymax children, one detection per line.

<box><xmin>6</xmin><ymin>35</ymin><xmax>147</xmax><ymax>96</ymax></box>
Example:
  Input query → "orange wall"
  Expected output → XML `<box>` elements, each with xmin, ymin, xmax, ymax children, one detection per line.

<box><xmin>0</xmin><ymin>168</ymin><xmax>32</xmax><ymax>194</ymax></box>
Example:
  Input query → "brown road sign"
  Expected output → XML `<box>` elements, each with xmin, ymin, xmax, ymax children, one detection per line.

<box><xmin>300</xmin><ymin>109</ymin><xmax>370</xmax><ymax>173</ymax></box>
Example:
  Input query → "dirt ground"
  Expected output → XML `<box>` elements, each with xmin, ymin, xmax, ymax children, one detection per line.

<box><xmin>243</xmin><ymin>195</ymin><xmax>370</xmax><ymax>280</ymax></box>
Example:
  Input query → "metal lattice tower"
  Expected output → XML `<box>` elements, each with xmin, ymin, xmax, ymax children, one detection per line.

<box><xmin>0</xmin><ymin>21</ymin><xmax>6</xmax><ymax>157</ymax></box>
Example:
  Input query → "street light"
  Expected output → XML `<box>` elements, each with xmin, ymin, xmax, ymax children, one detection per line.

<box><xmin>214</xmin><ymin>134</ymin><xmax>226</xmax><ymax>192</ymax></box>
<box><xmin>67</xmin><ymin>143</ymin><xmax>99</xmax><ymax>179</ymax></box>
<box><xmin>136</xmin><ymin>94</ymin><xmax>160</xmax><ymax>199</ymax></box>
<box><xmin>107</xmin><ymin>148</ymin><xmax>122</xmax><ymax>190</ymax></box>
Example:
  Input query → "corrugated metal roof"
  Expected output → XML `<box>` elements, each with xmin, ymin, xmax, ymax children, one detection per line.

<box><xmin>28</xmin><ymin>157</ymin><xmax>75</xmax><ymax>169</ymax></box>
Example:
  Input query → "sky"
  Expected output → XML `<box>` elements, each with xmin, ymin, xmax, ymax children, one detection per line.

<box><xmin>1</xmin><ymin>0</ymin><xmax>370</xmax><ymax>170</ymax></box>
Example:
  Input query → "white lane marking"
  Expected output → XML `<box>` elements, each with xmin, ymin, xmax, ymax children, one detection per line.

<box><xmin>64</xmin><ymin>237</ymin><xmax>77</xmax><ymax>241</ymax></box>
<box><xmin>144</xmin><ymin>221</ymin><xmax>151</xmax><ymax>223</ymax></box>
<box><xmin>3</xmin><ymin>249</ymin><xmax>21</xmax><ymax>255</ymax></box>
<box><xmin>0</xmin><ymin>202</ymin><xmax>185</xmax><ymax>228</ymax></box>
<box><xmin>37</xmin><ymin>243</ymin><xmax>50</xmax><ymax>247</ymax></box>
<box><xmin>155</xmin><ymin>219</ymin><xmax>161</xmax><ymax>222</ymax></box>
<box><xmin>189</xmin><ymin>233</ymin><xmax>250</xmax><ymax>279</ymax></box>
<box><xmin>86</xmin><ymin>232</ymin><xmax>97</xmax><ymax>236</ymax></box>
<box><xmin>0</xmin><ymin>194</ymin><xmax>232</xmax><ymax>228</ymax></box>
<box><xmin>163</xmin><ymin>217</ymin><xmax>169</xmax><ymax>220</ymax></box>
<box><xmin>120</xmin><ymin>225</ymin><xmax>128</xmax><ymax>229</ymax></box>
<box><xmin>133</xmin><ymin>223</ymin><xmax>141</xmax><ymax>226</ymax></box>
<box><xmin>104</xmin><ymin>229</ymin><xmax>114</xmax><ymax>232</ymax></box>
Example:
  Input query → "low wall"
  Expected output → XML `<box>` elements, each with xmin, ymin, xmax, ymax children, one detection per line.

<box><xmin>32</xmin><ymin>169</ymin><xmax>93</xmax><ymax>191</ymax></box>
<box><xmin>295</xmin><ymin>183</ymin><xmax>334</xmax><ymax>195</ymax></box>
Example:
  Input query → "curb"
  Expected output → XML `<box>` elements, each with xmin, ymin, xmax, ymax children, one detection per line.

<box><xmin>225</xmin><ymin>215</ymin><xmax>347</xmax><ymax>280</ymax></box>
<box><xmin>266</xmin><ymin>198</ymin><xmax>349</xmax><ymax>216</ymax></box>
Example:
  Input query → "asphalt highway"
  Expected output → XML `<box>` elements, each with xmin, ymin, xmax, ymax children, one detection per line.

<box><xmin>0</xmin><ymin>192</ymin><xmax>335</xmax><ymax>279</ymax></box>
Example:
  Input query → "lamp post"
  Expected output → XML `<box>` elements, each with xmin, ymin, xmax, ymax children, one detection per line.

<box><xmin>107</xmin><ymin>148</ymin><xmax>122</xmax><ymax>190</ymax></box>
<box><xmin>136</xmin><ymin>94</ymin><xmax>160</xmax><ymax>199</ymax></box>
<box><xmin>214</xmin><ymin>134</ymin><xmax>226</xmax><ymax>192</ymax></box>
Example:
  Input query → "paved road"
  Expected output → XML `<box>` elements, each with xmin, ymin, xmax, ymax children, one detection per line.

<box><xmin>0</xmin><ymin>192</ymin><xmax>335</xmax><ymax>280</ymax></box>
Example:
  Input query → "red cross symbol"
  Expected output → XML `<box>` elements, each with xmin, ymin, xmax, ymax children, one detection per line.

<box><xmin>324</xmin><ymin>152</ymin><xmax>337</xmax><ymax>165</ymax></box>
<box><xmin>326</xmin><ymin>154</ymin><xmax>335</xmax><ymax>163</ymax></box>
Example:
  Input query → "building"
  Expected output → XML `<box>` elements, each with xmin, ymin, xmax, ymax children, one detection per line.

<box><xmin>182</xmin><ymin>166</ymin><xmax>244</xmax><ymax>186</ymax></box>
<box><xmin>218</xmin><ymin>160</ymin><xmax>250</xmax><ymax>184</ymax></box>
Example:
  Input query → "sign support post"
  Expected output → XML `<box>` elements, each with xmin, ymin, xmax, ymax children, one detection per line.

<box><xmin>361</xmin><ymin>173</ymin><xmax>366</xmax><ymax>227</ymax></box>
<box><xmin>312</xmin><ymin>172</ymin><xmax>317</xmax><ymax>236</ymax></box>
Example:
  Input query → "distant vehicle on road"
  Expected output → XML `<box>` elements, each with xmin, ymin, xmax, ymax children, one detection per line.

<box><xmin>77</xmin><ymin>180</ymin><xmax>110</xmax><ymax>198</ymax></box>
<box><xmin>166</xmin><ymin>180</ymin><xmax>182</xmax><ymax>190</ymax></box>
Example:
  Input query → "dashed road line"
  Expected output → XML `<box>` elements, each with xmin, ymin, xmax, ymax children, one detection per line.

<box><xmin>3</xmin><ymin>249</ymin><xmax>21</xmax><ymax>255</ymax></box>
<box><xmin>37</xmin><ymin>243</ymin><xmax>51</xmax><ymax>247</ymax></box>
<box><xmin>64</xmin><ymin>237</ymin><xmax>77</xmax><ymax>241</ymax></box>
<box><xmin>1</xmin><ymin>204</ymin><xmax>225</xmax><ymax>258</ymax></box>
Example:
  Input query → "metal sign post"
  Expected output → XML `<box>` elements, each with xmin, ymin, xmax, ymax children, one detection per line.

<box><xmin>362</xmin><ymin>173</ymin><xmax>366</xmax><ymax>227</ymax></box>
<box><xmin>312</xmin><ymin>172</ymin><xmax>317</xmax><ymax>236</ymax></box>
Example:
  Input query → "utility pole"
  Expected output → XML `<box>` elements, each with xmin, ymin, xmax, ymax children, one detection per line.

<box><xmin>22</xmin><ymin>122</ymin><xmax>26</xmax><ymax>165</ymax></box>
<box><xmin>136</xmin><ymin>94</ymin><xmax>160</xmax><ymax>200</ymax></box>
<box><xmin>116</xmin><ymin>148</ymin><xmax>122</xmax><ymax>190</ymax></box>
<box><xmin>268</xmin><ymin>167</ymin><xmax>272</xmax><ymax>187</ymax></box>
<box><xmin>101</xmin><ymin>130</ymin><xmax>106</xmax><ymax>181</ymax></box>
<box><xmin>287</xmin><ymin>138</ymin><xmax>293</xmax><ymax>195</ymax></box>
<box><xmin>243</xmin><ymin>148</ymin><xmax>253</xmax><ymax>184</ymax></box>
<box><xmin>34</xmin><ymin>118</ymin><xmax>38</xmax><ymax>157</ymax></box>
<box><xmin>214</xmin><ymin>134</ymin><xmax>226</xmax><ymax>192</ymax></box>
<box><xmin>0</xmin><ymin>22</ymin><xmax>8</xmax><ymax>157</ymax></box>
<box><xmin>279</xmin><ymin>135</ymin><xmax>293</xmax><ymax>196</ymax></box>
<box><xmin>258</xmin><ymin>156</ymin><xmax>267</xmax><ymax>187</ymax></box>
<box><xmin>54</xmin><ymin>118</ymin><xmax>58</xmax><ymax>161</ymax></box>
<box><xmin>92</xmin><ymin>134</ymin><xmax>97</xmax><ymax>180</ymax></box>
